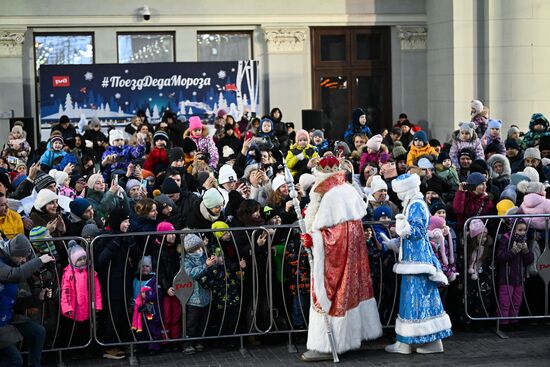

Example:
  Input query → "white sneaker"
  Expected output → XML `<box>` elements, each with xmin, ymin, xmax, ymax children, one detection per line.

<box><xmin>385</xmin><ymin>341</ymin><xmax>412</xmax><ymax>354</ymax></box>
<box><xmin>416</xmin><ymin>340</ymin><xmax>444</xmax><ymax>354</ymax></box>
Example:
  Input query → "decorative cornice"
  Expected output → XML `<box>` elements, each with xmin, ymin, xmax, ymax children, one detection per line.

<box><xmin>398</xmin><ymin>26</ymin><xmax>427</xmax><ymax>50</ymax></box>
<box><xmin>264</xmin><ymin>27</ymin><xmax>307</xmax><ymax>53</ymax></box>
<box><xmin>0</xmin><ymin>14</ymin><xmax>427</xmax><ymax>27</ymax></box>
<box><xmin>0</xmin><ymin>31</ymin><xmax>25</xmax><ymax>57</ymax></box>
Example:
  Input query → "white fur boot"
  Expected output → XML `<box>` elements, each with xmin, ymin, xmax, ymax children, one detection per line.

<box><xmin>416</xmin><ymin>339</ymin><xmax>444</xmax><ymax>354</ymax></box>
<box><xmin>385</xmin><ymin>341</ymin><xmax>412</xmax><ymax>354</ymax></box>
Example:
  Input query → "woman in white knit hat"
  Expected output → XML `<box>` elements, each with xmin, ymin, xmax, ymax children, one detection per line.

<box><xmin>29</xmin><ymin>189</ymin><xmax>66</xmax><ymax>238</ymax></box>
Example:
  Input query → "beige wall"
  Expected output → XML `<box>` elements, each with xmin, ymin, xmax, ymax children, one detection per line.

<box><xmin>427</xmin><ymin>0</ymin><xmax>550</xmax><ymax>142</ymax></box>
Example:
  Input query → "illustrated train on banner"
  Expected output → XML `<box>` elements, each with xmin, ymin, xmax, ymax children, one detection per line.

<box><xmin>39</xmin><ymin>61</ymin><xmax>260</xmax><ymax>140</ymax></box>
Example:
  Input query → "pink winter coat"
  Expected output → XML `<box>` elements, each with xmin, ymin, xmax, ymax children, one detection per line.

<box><xmin>184</xmin><ymin>126</ymin><xmax>219</xmax><ymax>169</ymax></box>
<box><xmin>518</xmin><ymin>193</ymin><xmax>550</xmax><ymax>230</ymax></box>
<box><xmin>60</xmin><ymin>265</ymin><xmax>102</xmax><ymax>322</ymax></box>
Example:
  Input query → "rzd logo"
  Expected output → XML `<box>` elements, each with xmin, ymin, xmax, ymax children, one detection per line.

<box><xmin>53</xmin><ymin>76</ymin><xmax>70</xmax><ymax>87</ymax></box>
<box><xmin>539</xmin><ymin>264</ymin><xmax>550</xmax><ymax>270</ymax></box>
<box><xmin>175</xmin><ymin>281</ymin><xmax>193</xmax><ymax>289</ymax></box>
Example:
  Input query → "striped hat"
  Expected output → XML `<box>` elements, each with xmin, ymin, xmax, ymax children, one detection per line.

<box><xmin>29</xmin><ymin>226</ymin><xmax>49</xmax><ymax>240</ymax></box>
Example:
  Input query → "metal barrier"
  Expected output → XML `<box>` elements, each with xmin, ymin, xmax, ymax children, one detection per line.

<box><xmin>27</xmin><ymin>236</ymin><xmax>94</xmax><ymax>365</ymax></box>
<box><xmin>13</xmin><ymin>221</ymin><xmax>400</xmax><ymax>364</ymax></box>
<box><xmin>463</xmin><ymin>214</ymin><xmax>550</xmax><ymax>337</ymax></box>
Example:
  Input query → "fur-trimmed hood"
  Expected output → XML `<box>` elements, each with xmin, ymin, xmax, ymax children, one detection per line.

<box><xmin>487</xmin><ymin>153</ymin><xmax>511</xmax><ymax>178</ymax></box>
<box><xmin>529</xmin><ymin>113</ymin><xmax>549</xmax><ymax>131</ymax></box>
<box><xmin>183</xmin><ymin>125</ymin><xmax>210</xmax><ymax>138</ymax></box>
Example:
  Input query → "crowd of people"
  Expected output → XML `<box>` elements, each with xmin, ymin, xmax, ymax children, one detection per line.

<box><xmin>1</xmin><ymin>100</ymin><xmax>549</xmax><ymax>364</ymax></box>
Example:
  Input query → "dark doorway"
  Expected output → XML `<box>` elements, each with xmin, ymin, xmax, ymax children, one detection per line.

<box><xmin>311</xmin><ymin>27</ymin><xmax>391</xmax><ymax>140</ymax></box>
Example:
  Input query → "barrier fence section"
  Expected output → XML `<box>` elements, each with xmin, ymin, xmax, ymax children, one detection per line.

<box><xmin>463</xmin><ymin>214</ymin><xmax>550</xmax><ymax>335</ymax></box>
<box><xmin>22</xmin><ymin>221</ymin><xmax>399</xmax><ymax>362</ymax></box>
<box><xmin>27</xmin><ymin>236</ymin><xmax>94</xmax><ymax>353</ymax></box>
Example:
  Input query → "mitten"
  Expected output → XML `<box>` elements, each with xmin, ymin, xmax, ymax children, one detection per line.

<box><xmin>511</xmin><ymin>241</ymin><xmax>522</xmax><ymax>255</ymax></box>
<box><xmin>296</xmin><ymin>152</ymin><xmax>305</xmax><ymax>161</ymax></box>
<box><xmin>300</xmin><ymin>233</ymin><xmax>313</xmax><ymax>248</ymax></box>
<box><xmin>379</xmin><ymin>232</ymin><xmax>400</xmax><ymax>253</ymax></box>
<box><xmin>521</xmin><ymin>242</ymin><xmax>530</xmax><ymax>254</ymax></box>
<box><xmin>542</xmin><ymin>157</ymin><xmax>550</xmax><ymax>167</ymax></box>
<box><xmin>395</xmin><ymin>214</ymin><xmax>411</xmax><ymax>238</ymax></box>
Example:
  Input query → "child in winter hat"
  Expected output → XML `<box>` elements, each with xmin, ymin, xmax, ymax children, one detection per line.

<box><xmin>212</xmin><ymin>220</ymin><xmax>230</xmax><ymax>241</ymax></box>
<box><xmin>496</xmin><ymin>199</ymin><xmax>515</xmax><ymax>216</ymax></box>
<box><xmin>435</xmin><ymin>151</ymin><xmax>459</xmax><ymax>189</ymax></box>
<box><xmin>407</xmin><ymin>130</ymin><xmax>438</xmax><ymax>166</ymax></box>
<box><xmin>285</xmin><ymin>129</ymin><xmax>318</xmax><ymax>179</ymax></box>
<box><xmin>450</xmin><ymin>121</ymin><xmax>484</xmax><ymax>168</ymax></box>
<box><xmin>30</xmin><ymin>226</ymin><xmax>59</xmax><ymax>261</ymax></box>
<box><xmin>360</xmin><ymin>134</ymin><xmax>390</xmax><ymax>172</ymax></box>
<box><xmin>470</xmin><ymin>99</ymin><xmax>488</xmax><ymax>134</ymax></box>
<box><xmin>186</xmin><ymin>116</ymin><xmax>219</xmax><ymax>169</ymax></box>
<box><xmin>61</xmin><ymin>240</ymin><xmax>103</xmax><ymax>321</ymax></box>
<box><xmin>101</xmin><ymin>128</ymin><xmax>145</xmax><ymax>182</ymax></box>
<box><xmin>523</xmin><ymin>113</ymin><xmax>550</xmax><ymax>148</ymax></box>
<box><xmin>428</xmin><ymin>216</ymin><xmax>458</xmax><ymax>282</ymax></box>
<box><xmin>156</xmin><ymin>221</ymin><xmax>176</xmax><ymax>247</ymax></box>
<box><xmin>311</xmin><ymin>130</ymin><xmax>329</xmax><ymax>154</ymax></box>
<box><xmin>184</xmin><ymin>233</ymin><xmax>204</xmax><ymax>254</ymax></box>
<box><xmin>81</xmin><ymin>223</ymin><xmax>101</xmax><ymax>242</ymax></box>
<box><xmin>481</xmin><ymin>119</ymin><xmax>505</xmax><ymax>155</ymax></box>
<box><xmin>467</xmin><ymin>219</ymin><xmax>489</xmax><ymax>280</ymax></box>
<box><xmin>67</xmin><ymin>240</ymin><xmax>87</xmax><ymax>269</ymax></box>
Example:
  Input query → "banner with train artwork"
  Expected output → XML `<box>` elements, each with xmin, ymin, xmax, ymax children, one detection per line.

<box><xmin>38</xmin><ymin>61</ymin><xmax>260</xmax><ymax>127</ymax></box>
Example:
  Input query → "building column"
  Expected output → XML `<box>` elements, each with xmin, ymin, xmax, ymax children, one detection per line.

<box><xmin>262</xmin><ymin>26</ymin><xmax>310</xmax><ymax>127</ymax></box>
<box><xmin>0</xmin><ymin>30</ymin><xmax>26</xmax><ymax>117</ymax></box>
<box><xmin>395</xmin><ymin>25</ymin><xmax>428</xmax><ymax>132</ymax></box>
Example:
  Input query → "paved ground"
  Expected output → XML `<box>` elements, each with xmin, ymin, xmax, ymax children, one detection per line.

<box><xmin>45</xmin><ymin>325</ymin><xmax>550</xmax><ymax>367</ymax></box>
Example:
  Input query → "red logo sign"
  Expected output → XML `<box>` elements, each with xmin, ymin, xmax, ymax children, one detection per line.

<box><xmin>175</xmin><ymin>281</ymin><xmax>193</xmax><ymax>289</ymax></box>
<box><xmin>52</xmin><ymin>76</ymin><xmax>70</xmax><ymax>87</ymax></box>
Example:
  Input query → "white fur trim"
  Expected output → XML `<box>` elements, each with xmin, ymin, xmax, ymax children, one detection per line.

<box><xmin>312</xmin><ymin>184</ymin><xmax>367</xmax><ymax>231</ymax></box>
<box><xmin>395</xmin><ymin>312</ymin><xmax>452</xmax><ymax>338</ymax></box>
<box><xmin>304</xmin><ymin>191</ymin><xmax>322</xmax><ymax>233</ymax></box>
<box><xmin>429</xmin><ymin>271</ymin><xmax>449</xmax><ymax>284</ymax></box>
<box><xmin>393</xmin><ymin>263</ymin><xmax>449</xmax><ymax>286</ymax></box>
<box><xmin>395</xmin><ymin>219</ymin><xmax>411</xmax><ymax>238</ymax></box>
<box><xmin>306</xmin><ymin>298</ymin><xmax>383</xmax><ymax>353</ymax></box>
<box><xmin>312</xmin><ymin>229</ymin><xmax>331</xmax><ymax>312</ymax></box>
<box><xmin>391</xmin><ymin>173</ymin><xmax>420</xmax><ymax>194</ymax></box>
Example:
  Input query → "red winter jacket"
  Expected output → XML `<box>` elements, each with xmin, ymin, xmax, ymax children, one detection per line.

<box><xmin>60</xmin><ymin>265</ymin><xmax>102</xmax><ymax>322</ymax></box>
<box><xmin>143</xmin><ymin>147</ymin><xmax>168</xmax><ymax>173</ymax></box>
<box><xmin>452</xmin><ymin>189</ymin><xmax>494</xmax><ymax>231</ymax></box>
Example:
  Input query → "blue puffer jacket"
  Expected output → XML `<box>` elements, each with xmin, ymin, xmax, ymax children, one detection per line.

<box><xmin>39</xmin><ymin>147</ymin><xmax>67</xmax><ymax>170</ymax></box>
<box><xmin>101</xmin><ymin>144</ymin><xmax>145</xmax><ymax>181</ymax></box>
<box><xmin>343</xmin><ymin>108</ymin><xmax>373</xmax><ymax>146</ymax></box>
<box><xmin>183</xmin><ymin>251</ymin><xmax>210</xmax><ymax>307</ymax></box>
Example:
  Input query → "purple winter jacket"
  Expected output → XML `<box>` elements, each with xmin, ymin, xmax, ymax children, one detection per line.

<box><xmin>449</xmin><ymin>132</ymin><xmax>485</xmax><ymax>169</ymax></box>
<box><xmin>495</xmin><ymin>233</ymin><xmax>534</xmax><ymax>286</ymax></box>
